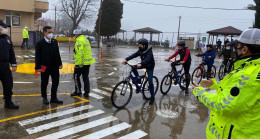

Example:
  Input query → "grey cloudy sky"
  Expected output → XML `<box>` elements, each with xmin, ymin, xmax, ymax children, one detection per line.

<box><xmin>45</xmin><ymin>0</ymin><xmax>255</xmax><ymax>44</ymax></box>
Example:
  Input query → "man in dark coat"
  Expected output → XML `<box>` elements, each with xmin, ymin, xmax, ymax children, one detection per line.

<box><xmin>0</xmin><ymin>20</ymin><xmax>19</xmax><ymax>109</ymax></box>
<box><xmin>35</xmin><ymin>26</ymin><xmax>63</xmax><ymax>104</ymax></box>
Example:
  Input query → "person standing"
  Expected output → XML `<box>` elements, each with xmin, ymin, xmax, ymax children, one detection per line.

<box><xmin>216</xmin><ymin>39</ymin><xmax>222</xmax><ymax>51</ymax></box>
<box><xmin>70</xmin><ymin>29</ymin><xmax>95</xmax><ymax>97</ymax></box>
<box><xmin>191</xmin><ymin>28</ymin><xmax>260</xmax><ymax>139</ymax></box>
<box><xmin>21</xmin><ymin>26</ymin><xmax>29</xmax><ymax>49</ymax></box>
<box><xmin>0</xmin><ymin>20</ymin><xmax>19</xmax><ymax>109</ymax></box>
<box><xmin>35</xmin><ymin>26</ymin><xmax>63</xmax><ymax>104</ymax></box>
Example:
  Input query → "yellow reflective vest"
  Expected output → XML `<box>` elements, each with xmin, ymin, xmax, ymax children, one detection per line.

<box><xmin>22</xmin><ymin>28</ymin><xmax>29</xmax><ymax>39</ymax></box>
<box><xmin>74</xmin><ymin>35</ymin><xmax>95</xmax><ymax>66</ymax></box>
<box><xmin>193</xmin><ymin>56</ymin><xmax>260</xmax><ymax>139</ymax></box>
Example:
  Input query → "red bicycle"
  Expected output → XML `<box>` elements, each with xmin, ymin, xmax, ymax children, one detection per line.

<box><xmin>191</xmin><ymin>60</ymin><xmax>216</xmax><ymax>84</ymax></box>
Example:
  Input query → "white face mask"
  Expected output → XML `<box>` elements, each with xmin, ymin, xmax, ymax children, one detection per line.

<box><xmin>47</xmin><ymin>33</ymin><xmax>54</xmax><ymax>39</ymax></box>
<box><xmin>0</xmin><ymin>28</ymin><xmax>8</xmax><ymax>34</ymax></box>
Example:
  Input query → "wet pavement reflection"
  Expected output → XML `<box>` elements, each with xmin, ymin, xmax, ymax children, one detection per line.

<box><xmin>0</xmin><ymin>44</ymin><xmax>223</xmax><ymax>139</ymax></box>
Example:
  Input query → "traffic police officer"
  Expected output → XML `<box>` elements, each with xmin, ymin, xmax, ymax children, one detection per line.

<box><xmin>71</xmin><ymin>29</ymin><xmax>95</xmax><ymax>97</ymax></box>
<box><xmin>191</xmin><ymin>28</ymin><xmax>260</xmax><ymax>138</ymax></box>
<box><xmin>0</xmin><ymin>20</ymin><xmax>19</xmax><ymax>109</ymax></box>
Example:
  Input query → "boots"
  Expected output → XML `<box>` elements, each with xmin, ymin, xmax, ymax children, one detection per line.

<box><xmin>5</xmin><ymin>101</ymin><xmax>19</xmax><ymax>109</ymax></box>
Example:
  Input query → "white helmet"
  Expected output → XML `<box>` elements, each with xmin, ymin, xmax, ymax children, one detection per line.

<box><xmin>25</xmin><ymin>26</ymin><xmax>28</xmax><ymax>29</ymax></box>
<box><xmin>73</xmin><ymin>29</ymin><xmax>82</xmax><ymax>35</ymax></box>
<box><xmin>238</xmin><ymin>28</ymin><xmax>260</xmax><ymax>45</ymax></box>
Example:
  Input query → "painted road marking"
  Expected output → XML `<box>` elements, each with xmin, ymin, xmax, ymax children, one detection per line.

<box><xmin>92</xmin><ymin>89</ymin><xmax>111</xmax><ymax>97</ymax></box>
<box><xmin>111</xmin><ymin>85</ymin><xmax>137</xmax><ymax>90</ymax></box>
<box><xmin>114</xmin><ymin>67</ymin><xmax>118</xmax><ymax>71</ymax></box>
<box><xmin>105</xmin><ymin>64</ymin><xmax>112</xmax><ymax>66</ymax></box>
<box><xmin>108</xmin><ymin>72</ymin><xmax>115</xmax><ymax>76</ymax></box>
<box><xmin>89</xmin><ymin>93</ymin><xmax>104</xmax><ymax>100</ymax></box>
<box><xmin>19</xmin><ymin>105</ymin><xmax>93</xmax><ymax>126</ymax></box>
<box><xmin>17</xmin><ymin>56</ymin><xmax>23</xmax><ymax>58</ymax></box>
<box><xmin>26</xmin><ymin>109</ymin><xmax>104</xmax><ymax>135</ymax></box>
<box><xmin>29</xmin><ymin>55</ymin><xmax>35</xmax><ymax>58</ymax></box>
<box><xmin>91</xmin><ymin>77</ymin><xmax>101</xmax><ymax>80</ymax></box>
<box><xmin>36</xmin><ymin>116</ymin><xmax>118</xmax><ymax>139</ymax></box>
<box><xmin>118</xmin><ymin>130</ymin><xmax>147</xmax><ymax>139</ymax></box>
<box><xmin>102</xmin><ymin>87</ymin><xmax>113</xmax><ymax>92</ymax></box>
<box><xmin>23</xmin><ymin>55</ymin><xmax>29</xmax><ymax>58</ymax></box>
<box><xmin>78</xmin><ymin>122</ymin><xmax>132</xmax><ymax>139</ymax></box>
<box><xmin>0</xmin><ymin>94</ymin><xmax>89</xmax><ymax>123</ymax></box>
<box><xmin>0</xmin><ymin>101</ymin><xmax>87</xmax><ymax>123</ymax></box>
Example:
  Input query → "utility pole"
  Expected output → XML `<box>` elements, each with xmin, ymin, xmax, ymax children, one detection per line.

<box><xmin>98</xmin><ymin>0</ymin><xmax>103</xmax><ymax>48</ymax></box>
<box><xmin>55</xmin><ymin>6</ymin><xmax>57</xmax><ymax>33</ymax></box>
<box><xmin>177</xmin><ymin>16</ymin><xmax>182</xmax><ymax>42</ymax></box>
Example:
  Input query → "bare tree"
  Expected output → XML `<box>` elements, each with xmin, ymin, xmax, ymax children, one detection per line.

<box><xmin>60</xmin><ymin>0</ymin><xmax>97</xmax><ymax>34</ymax></box>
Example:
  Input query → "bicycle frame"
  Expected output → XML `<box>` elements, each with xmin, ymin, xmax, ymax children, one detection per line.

<box><xmin>123</xmin><ymin>63</ymin><xmax>147</xmax><ymax>93</ymax></box>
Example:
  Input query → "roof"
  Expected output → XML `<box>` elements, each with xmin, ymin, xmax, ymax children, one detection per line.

<box><xmin>207</xmin><ymin>26</ymin><xmax>242</xmax><ymax>36</ymax></box>
<box><xmin>133</xmin><ymin>27</ymin><xmax>162</xmax><ymax>34</ymax></box>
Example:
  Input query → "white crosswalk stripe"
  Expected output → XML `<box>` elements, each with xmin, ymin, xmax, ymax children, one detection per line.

<box><xmin>102</xmin><ymin>87</ymin><xmax>113</xmax><ymax>92</ymax></box>
<box><xmin>89</xmin><ymin>92</ymin><xmax>104</xmax><ymax>99</ymax></box>
<box><xmin>92</xmin><ymin>89</ymin><xmax>111</xmax><ymax>97</ymax></box>
<box><xmin>36</xmin><ymin>116</ymin><xmax>118</xmax><ymax>139</ymax></box>
<box><xmin>26</xmin><ymin>109</ymin><xmax>104</xmax><ymax>135</ymax></box>
<box><xmin>118</xmin><ymin>130</ymin><xmax>147</xmax><ymax>139</ymax></box>
<box><xmin>78</xmin><ymin>122</ymin><xmax>132</xmax><ymax>139</ymax></box>
<box><xmin>23</xmin><ymin>55</ymin><xmax>29</xmax><ymax>58</ymax></box>
<box><xmin>19</xmin><ymin>105</ymin><xmax>93</xmax><ymax>126</ymax></box>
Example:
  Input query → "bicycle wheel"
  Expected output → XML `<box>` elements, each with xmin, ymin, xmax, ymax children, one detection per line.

<box><xmin>211</xmin><ymin>65</ymin><xmax>217</xmax><ymax>78</ymax></box>
<box><xmin>111</xmin><ymin>81</ymin><xmax>133</xmax><ymax>109</ymax></box>
<box><xmin>142</xmin><ymin>76</ymin><xmax>159</xmax><ymax>100</ymax></box>
<box><xmin>192</xmin><ymin>67</ymin><xmax>203</xmax><ymax>84</ymax></box>
<box><xmin>179</xmin><ymin>73</ymin><xmax>188</xmax><ymax>90</ymax></box>
<box><xmin>218</xmin><ymin>65</ymin><xmax>225</xmax><ymax>80</ymax></box>
<box><xmin>160</xmin><ymin>74</ymin><xmax>172</xmax><ymax>95</ymax></box>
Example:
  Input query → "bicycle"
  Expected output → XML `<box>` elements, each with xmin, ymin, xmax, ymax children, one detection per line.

<box><xmin>160</xmin><ymin>60</ymin><xmax>189</xmax><ymax>95</ymax></box>
<box><xmin>218</xmin><ymin>59</ymin><xmax>234</xmax><ymax>80</ymax></box>
<box><xmin>111</xmin><ymin>63</ymin><xmax>159</xmax><ymax>109</ymax></box>
<box><xmin>192</xmin><ymin>61</ymin><xmax>216</xmax><ymax>84</ymax></box>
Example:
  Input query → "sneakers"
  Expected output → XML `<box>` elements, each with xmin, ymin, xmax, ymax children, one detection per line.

<box><xmin>4</xmin><ymin>101</ymin><xmax>19</xmax><ymax>109</ymax></box>
<box><xmin>149</xmin><ymin>96</ymin><xmax>155</xmax><ymax>105</ymax></box>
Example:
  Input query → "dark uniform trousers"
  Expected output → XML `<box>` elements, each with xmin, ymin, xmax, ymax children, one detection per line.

<box><xmin>74</xmin><ymin>65</ymin><xmax>90</xmax><ymax>94</ymax></box>
<box><xmin>41</xmin><ymin>67</ymin><xmax>60</xmax><ymax>99</ymax></box>
<box><xmin>0</xmin><ymin>68</ymin><xmax>13</xmax><ymax>103</ymax></box>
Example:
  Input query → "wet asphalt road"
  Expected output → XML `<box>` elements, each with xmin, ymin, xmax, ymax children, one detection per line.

<box><xmin>0</xmin><ymin>44</ymin><xmax>223</xmax><ymax>139</ymax></box>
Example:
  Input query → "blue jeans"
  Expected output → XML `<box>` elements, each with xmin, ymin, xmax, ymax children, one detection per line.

<box><xmin>132</xmin><ymin>68</ymin><xmax>155</xmax><ymax>97</ymax></box>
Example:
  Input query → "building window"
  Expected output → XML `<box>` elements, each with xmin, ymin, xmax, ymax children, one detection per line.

<box><xmin>5</xmin><ymin>11</ymin><xmax>21</xmax><ymax>27</ymax></box>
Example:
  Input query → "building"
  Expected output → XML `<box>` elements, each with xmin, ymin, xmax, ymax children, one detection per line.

<box><xmin>0</xmin><ymin>0</ymin><xmax>49</xmax><ymax>46</ymax></box>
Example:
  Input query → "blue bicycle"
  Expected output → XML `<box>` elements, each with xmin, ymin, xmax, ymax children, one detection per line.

<box><xmin>111</xmin><ymin>63</ymin><xmax>159</xmax><ymax>109</ymax></box>
<box><xmin>160</xmin><ymin>60</ymin><xmax>189</xmax><ymax>95</ymax></box>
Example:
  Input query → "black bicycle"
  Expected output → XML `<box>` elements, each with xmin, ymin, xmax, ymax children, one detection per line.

<box><xmin>160</xmin><ymin>61</ymin><xmax>189</xmax><ymax>95</ymax></box>
<box><xmin>218</xmin><ymin>59</ymin><xmax>234</xmax><ymax>80</ymax></box>
<box><xmin>111</xmin><ymin>63</ymin><xmax>159</xmax><ymax>109</ymax></box>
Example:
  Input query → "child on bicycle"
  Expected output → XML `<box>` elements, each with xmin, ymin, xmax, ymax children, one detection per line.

<box><xmin>196</xmin><ymin>44</ymin><xmax>216</xmax><ymax>79</ymax></box>
<box><xmin>218</xmin><ymin>41</ymin><xmax>236</xmax><ymax>72</ymax></box>
<box><xmin>165</xmin><ymin>41</ymin><xmax>192</xmax><ymax>94</ymax></box>
<box><xmin>122</xmin><ymin>38</ymin><xmax>156</xmax><ymax>105</ymax></box>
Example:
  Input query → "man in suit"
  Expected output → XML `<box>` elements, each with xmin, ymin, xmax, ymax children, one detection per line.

<box><xmin>35</xmin><ymin>26</ymin><xmax>63</xmax><ymax>104</ymax></box>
